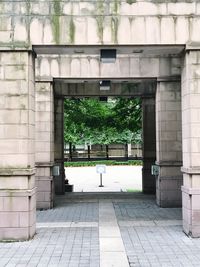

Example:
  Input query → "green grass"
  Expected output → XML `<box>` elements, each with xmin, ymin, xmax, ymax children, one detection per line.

<box><xmin>64</xmin><ymin>160</ymin><xmax>142</xmax><ymax>167</ymax></box>
<box><xmin>126</xmin><ymin>188</ymin><xmax>142</xmax><ymax>192</ymax></box>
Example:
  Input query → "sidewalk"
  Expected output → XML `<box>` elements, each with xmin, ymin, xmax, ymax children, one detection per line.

<box><xmin>65</xmin><ymin>166</ymin><xmax>142</xmax><ymax>192</ymax></box>
<box><xmin>1</xmin><ymin>193</ymin><xmax>200</xmax><ymax>267</ymax></box>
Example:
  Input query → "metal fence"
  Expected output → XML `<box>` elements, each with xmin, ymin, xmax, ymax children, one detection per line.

<box><xmin>64</xmin><ymin>143</ymin><xmax>142</xmax><ymax>161</ymax></box>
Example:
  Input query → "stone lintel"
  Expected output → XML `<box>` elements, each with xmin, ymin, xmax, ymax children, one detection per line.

<box><xmin>157</xmin><ymin>76</ymin><xmax>181</xmax><ymax>82</ymax></box>
<box><xmin>0</xmin><ymin>168</ymin><xmax>36</xmax><ymax>176</ymax></box>
<box><xmin>156</xmin><ymin>161</ymin><xmax>182</xmax><ymax>167</ymax></box>
<box><xmin>0</xmin><ymin>48</ymin><xmax>32</xmax><ymax>52</ymax></box>
<box><xmin>182</xmin><ymin>186</ymin><xmax>200</xmax><ymax>195</ymax></box>
<box><xmin>0</xmin><ymin>188</ymin><xmax>36</xmax><ymax>197</ymax></box>
<box><xmin>181</xmin><ymin>167</ymin><xmax>200</xmax><ymax>174</ymax></box>
<box><xmin>185</xmin><ymin>42</ymin><xmax>200</xmax><ymax>51</ymax></box>
<box><xmin>36</xmin><ymin>77</ymin><xmax>53</xmax><ymax>82</ymax></box>
<box><xmin>35</xmin><ymin>162</ymin><xmax>54</xmax><ymax>167</ymax></box>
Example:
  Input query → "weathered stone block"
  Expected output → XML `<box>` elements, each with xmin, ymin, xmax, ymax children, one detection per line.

<box><xmin>5</xmin><ymin>66</ymin><xmax>26</xmax><ymax>80</ymax></box>
<box><xmin>167</xmin><ymin>3</ymin><xmax>195</xmax><ymax>16</ymax></box>
<box><xmin>74</xmin><ymin>17</ymin><xmax>87</xmax><ymax>44</ymax></box>
<box><xmin>50</xmin><ymin>59</ymin><xmax>59</xmax><ymax>77</ymax></box>
<box><xmin>3</xmin><ymin>196</ymin><xmax>29</xmax><ymax>211</ymax></box>
<box><xmin>145</xmin><ymin>17</ymin><xmax>160</xmax><ymax>43</ymax></box>
<box><xmin>118</xmin><ymin>18</ymin><xmax>131</xmax><ymax>44</ymax></box>
<box><xmin>0</xmin><ymin>31</ymin><xmax>12</xmax><ymax>43</ymax></box>
<box><xmin>140</xmin><ymin>58</ymin><xmax>159</xmax><ymax>77</ymax></box>
<box><xmin>13</xmin><ymin>21</ymin><xmax>27</xmax><ymax>42</ymax></box>
<box><xmin>131</xmin><ymin>17</ymin><xmax>145</xmax><ymax>44</ymax></box>
<box><xmin>0</xmin><ymin>212</ymin><xmax>19</xmax><ymax>227</ymax></box>
<box><xmin>161</xmin><ymin>17</ymin><xmax>175</xmax><ymax>44</ymax></box>
<box><xmin>71</xmin><ymin>58</ymin><xmax>81</xmax><ymax>77</ymax></box>
<box><xmin>43</xmin><ymin>22</ymin><xmax>53</xmax><ymax>44</ymax></box>
<box><xmin>190</xmin><ymin>18</ymin><xmax>200</xmax><ymax>43</ymax></box>
<box><xmin>30</xmin><ymin>18</ymin><xmax>43</xmax><ymax>44</ymax></box>
<box><xmin>40</xmin><ymin>58</ymin><xmax>51</xmax><ymax>77</ymax></box>
<box><xmin>87</xmin><ymin>17</ymin><xmax>99</xmax><ymax>44</ymax></box>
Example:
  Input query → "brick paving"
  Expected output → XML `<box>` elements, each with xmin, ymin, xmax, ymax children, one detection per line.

<box><xmin>114</xmin><ymin>197</ymin><xmax>200</xmax><ymax>267</ymax></box>
<box><xmin>0</xmin><ymin>227</ymin><xmax>99</xmax><ymax>267</ymax></box>
<box><xmin>1</xmin><ymin>194</ymin><xmax>200</xmax><ymax>266</ymax></box>
<box><xmin>37</xmin><ymin>202</ymin><xmax>99</xmax><ymax>223</ymax></box>
<box><xmin>120</xmin><ymin>225</ymin><xmax>200</xmax><ymax>267</ymax></box>
<box><xmin>114</xmin><ymin>198</ymin><xmax>182</xmax><ymax>221</ymax></box>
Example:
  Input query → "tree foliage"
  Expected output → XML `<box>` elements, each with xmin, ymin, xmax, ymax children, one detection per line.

<box><xmin>64</xmin><ymin>98</ymin><xmax>142</xmax><ymax>145</ymax></box>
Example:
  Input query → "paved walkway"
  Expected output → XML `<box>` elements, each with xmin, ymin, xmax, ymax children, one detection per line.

<box><xmin>1</xmin><ymin>193</ymin><xmax>200</xmax><ymax>266</ymax></box>
<box><xmin>65</xmin><ymin>166</ymin><xmax>142</xmax><ymax>192</ymax></box>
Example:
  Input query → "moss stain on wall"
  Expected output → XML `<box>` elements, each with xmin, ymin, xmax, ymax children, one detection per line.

<box><xmin>25</xmin><ymin>0</ymin><xmax>31</xmax><ymax>15</ymax></box>
<box><xmin>96</xmin><ymin>0</ymin><xmax>104</xmax><ymax>43</ymax></box>
<box><xmin>69</xmin><ymin>5</ymin><xmax>75</xmax><ymax>44</ymax></box>
<box><xmin>111</xmin><ymin>17</ymin><xmax>119</xmax><ymax>43</ymax></box>
<box><xmin>113</xmin><ymin>0</ymin><xmax>119</xmax><ymax>14</ymax></box>
<box><xmin>52</xmin><ymin>0</ymin><xmax>61</xmax><ymax>44</ymax></box>
<box><xmin>126</xmin><ymin>0</ymin><xmax>136</xmax><ymax>4</ymax></box>
<box><xmin>111</xmin><ymin>0</ymin><xmax>120</xmax><ymax>43</ymax></box>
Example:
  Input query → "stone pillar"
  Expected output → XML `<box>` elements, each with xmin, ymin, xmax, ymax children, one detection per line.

<box><xmin>181</xmin><ymin>48</ymin><xmax>200</xmax><ymax>237</ymax></box>
<box><xmin>35</xmin><ymin>82</ymin><xmax>54</xmax><ymax>209</ymax></box>
<box><xmin>156</xmin><ymin>80</ymin><xmax>182</xmax><ymax>207</ymax></box>
<box><xmin>142</xmin><ymin>97</ymin><xmax>156</xmax><ymax>194</ymax></box>
<box><xmin>0</xmin><ymin>51</ymin><xmax>36</xmax><ymax>240</ymax></box>
<box><xmin>54</xmin><ymin>97</ymin><xmax>65</xmax><ymax>194</ymax></box>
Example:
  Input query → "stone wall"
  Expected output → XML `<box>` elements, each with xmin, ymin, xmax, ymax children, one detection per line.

<box><xmin>156</xmin><ymin>80</ymin><xmax>182</xmax><ymax>207</ymax></box>
<box><xmin>35</xmin><ymin>54</ymin><xmax>182</xmax><ymax>81</ymax></box>
<box><xmin>0</xmin><ymin>51</ymin><xmax>36</xmax><ymax>240</ymax></box>
<box><xmin>0</xmin><ymin>1</ymin><xmax>200</xmax><ymax>48</ymax></box>
<box><xmin>182</xmin><ymin>49</ymin><xmax>200</xmax><ymax>237</ymax></box>
<box><xmin>35</xmin><ymin>82</ymin><xmax>54</xmax><ymax>209</ymax></box>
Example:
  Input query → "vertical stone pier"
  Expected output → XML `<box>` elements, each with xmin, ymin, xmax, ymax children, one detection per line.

<box><xmin>182</xmin><ymin>48</ymin><xmax>200</xmax><ymax>237</ymax></box>
<box><xmin>54</xmin><ymin>97</ymin><xmax>65</xmax><ymax>195</ymax></box>
<box><xmin>156</xmin><ymin>80</ymin><xmax>182</xmax><ymax>207</ymax></box>
<box><xmin>35</xmin><ymin>82</ymin><xmax>54</xmax><ymax>209</ymax></box>
<box><xmin>0</xmin><ymin>51</ymin><xmax>36</xmax><ymax>240</ymax></box>
<box><xmin>142</xmin><ymin>97</ymin><xmax>156</xmax><ymax>194</ymax></box>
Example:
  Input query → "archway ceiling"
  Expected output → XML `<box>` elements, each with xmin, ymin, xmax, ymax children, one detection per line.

<box><xmin>33</xmin><ymin>44</ymin><xmax>184</xmax><ymax>57</ymax></box>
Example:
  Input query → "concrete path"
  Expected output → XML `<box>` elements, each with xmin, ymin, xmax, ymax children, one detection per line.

<box><xmin>65</xmin><ymin>166</ymin><xmax>142</xmax><ymax>192</ymax></box>
<box><xmin>1</xmin><ymin>193</ymin><xmax>200</xmax><ymax>266</ymax></box>
<box><xmin>99</xmin><ymin>200</ymin><xmax>129</xmax><ymax>267</ymax></box>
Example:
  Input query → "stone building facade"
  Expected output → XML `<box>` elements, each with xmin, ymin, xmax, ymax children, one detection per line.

<box><xmin>1</xmin><ymin>0</ymin><xmax>200</xmax><ymax>239</ymax></box>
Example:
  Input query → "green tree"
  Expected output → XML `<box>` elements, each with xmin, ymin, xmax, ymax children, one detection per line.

<box><xmin>64</xmin><ymin>97</ymin><xmax>142</xmax><ymax>145</ymax></box>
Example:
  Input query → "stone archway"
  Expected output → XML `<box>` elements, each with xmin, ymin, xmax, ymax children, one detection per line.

<box><xmin>1</xmin><ymin>44</ymin><xmax>200</xmax><ymax>240</ymax></box>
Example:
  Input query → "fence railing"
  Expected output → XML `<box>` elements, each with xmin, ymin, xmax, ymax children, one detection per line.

<box><xmin>64</xmin><ymin>144</ymin><xmax>142</xmax><ymax>161</ymax></box>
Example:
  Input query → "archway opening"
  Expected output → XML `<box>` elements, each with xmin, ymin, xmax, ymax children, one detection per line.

<box><xmin>53</xmin><ymin>79</ymin><xmax>156</xmax><ymax>196</ymax></box>
<box><xmin>64</xmin><ymin>96</ymin><xmax>142</xmax><ymax>193</ymax></box>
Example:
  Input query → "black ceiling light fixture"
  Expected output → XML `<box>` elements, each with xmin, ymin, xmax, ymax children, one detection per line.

<box><xmin>100</xmin><ymin>49</ymin><xmax>116</xmax><ymax>63</ymax></box>
<box><xmin>99</xmin><ymin>80</ymin><xmax>111</xmax><ymax>90</ymax></box>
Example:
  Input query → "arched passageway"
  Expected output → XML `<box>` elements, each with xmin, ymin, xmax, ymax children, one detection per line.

<box><xmin>1</xmin><ymin>44</ymin><xmax>199</xmax><ymax>240</ymax></box>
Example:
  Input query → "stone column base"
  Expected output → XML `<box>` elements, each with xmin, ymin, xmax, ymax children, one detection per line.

<box><xmin>156</xmin><ymin>175</ymin><xmax>183</xmax><ymax>207</ymax></box>
<box><xmin>181</xmin><ymin>167</ymin><xmax>200</xmax><ymax>237</ymax></box>
<box><xmin>156</xmin><ymin>163</ymin><xmax>183</xmax><ymax>207</ymax></box>
<box><xmin>0</xmin><ymin>188</ymin><xmax>36</xmax><ymax>241</ymax></box>
<box><xmin>182</xmin><ymin>186</ymin><xmax>200</xmax><ymax>237</ymax></box>
<box><xmin>36</xmin><ymin>164</ymin><xmax>54</xmax><ymax>209</ymax></box>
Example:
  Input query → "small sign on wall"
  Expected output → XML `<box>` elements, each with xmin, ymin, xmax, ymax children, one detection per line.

<box><xmin>151</xmin><ymin>165</ymin><xmax>159</xmax><ymax>176</ymax></box>
<box><xmin>52</xmin><ymin>165</ymin><xmax>60</xmax><ymax>176</ymax></box>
